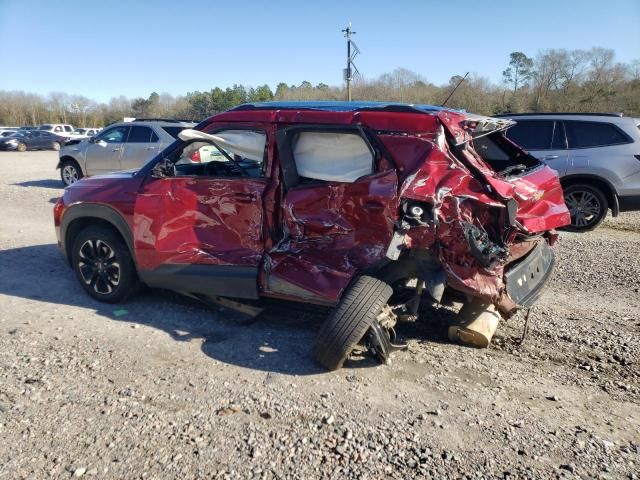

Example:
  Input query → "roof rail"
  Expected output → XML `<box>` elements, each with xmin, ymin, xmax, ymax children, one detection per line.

<box><xmin>132</xmin><ymin>118</ymin><xmax>196</xmax><ymax>123</ymax></box>
<box><xmin>495</xmin><ymin>112</ymin><xmax>624</xmax><ymax>118</ymax></box>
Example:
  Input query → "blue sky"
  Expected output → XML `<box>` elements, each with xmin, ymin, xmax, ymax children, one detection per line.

<box><xmin>1</xmin><ymin>0</ymin><xmax>639</xmax><ymax>102</ymax></box>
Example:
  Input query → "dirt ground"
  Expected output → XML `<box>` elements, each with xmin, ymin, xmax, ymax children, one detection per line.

<box><xmin>0</xmin><ymin>151</ymin><xmax>638</xmax><ymax>479</ymax></box>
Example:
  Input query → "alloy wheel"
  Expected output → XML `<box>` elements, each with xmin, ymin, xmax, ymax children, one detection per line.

<box><xmin>565</xmin><ymin>190</ymin><xmax>601</xmax><ymax>229</ymax></box>
<box><xmin>62</xmin><ymin>165</ymin><xmax>79</xmax><ymax>185</ymax></box>
<box><xmin>77</xmin><ymin>239</ymin><xmax>121</xmax><ymax>295</ymax></box>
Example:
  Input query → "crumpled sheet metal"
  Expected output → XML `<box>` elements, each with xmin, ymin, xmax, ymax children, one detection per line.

<box><xmin>133</xmin><ymin>177</ymin><xmax>265</xmax><ymax>270</ymax></box>
<box><xmin>262</xmin><ymin>170</ymin><xmax>398</xmax><ymax>304</ymax></box>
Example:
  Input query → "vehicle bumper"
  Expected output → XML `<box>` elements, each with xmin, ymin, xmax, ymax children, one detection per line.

<box><xmin>504</xmin><ymin>240</ymin><xmax>555</xmax><ymax>308</ymax></box>
<box><xmin>619</xmin><ymin>194</ymin><xmax>640</xmax><ymax>212</ymax></box>
<box><xmin>0</xmin><ymin>144</ymin><xmax>18</xmax><ymax>151</ymax></box>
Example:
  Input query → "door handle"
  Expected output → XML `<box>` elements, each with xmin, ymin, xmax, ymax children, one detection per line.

<box><xmin>234</xmin><ymin>192</ymin><xmax>256</xmax><ymax>202</ymax></box>
<box><xmin>111</xmin><ymin>147</ymin><xmax>122</xmax><ymax>152</ymax></box>
<box><xmin>543</xmin><ymin>155</ymin><xmax>559</xmax><ymax>160</ymax></box>
<box><xmin>145</xmin><ymin>146</ymin><xmax>157</xmax><ymax>151</ymax></box>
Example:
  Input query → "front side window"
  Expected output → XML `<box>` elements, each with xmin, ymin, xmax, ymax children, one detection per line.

<box><xmin>40</xmin><ymin>125</ymin><xmax>52</xmax><ymax>131</ymax></box>
<box><xmin>171</xmin><ymin>129</ymin><xmax>267</xmax><ymax>178</ymax></box>
<box><xmin>98</xmin><ymin>126</ymin><xmax>128</xmax><ymax>144</ymax></box>
<box><xmin>505</xmin><ymin>121</ymin><xmax>554</xmax><ymax>150</ymax></box>
<box><xmin>564</xmin><ymin>121</ymin><xmax>630</xmax><ymax>149</ymax></box>
<box><xmin>291</xmin><ymin>131</ymin><xmax>374</xmax><ymax>183</ymax></box>
<box><xmin>64</xmin><ymin>126</ymin><xmax>73</xmax><ymax>132</ymax></box>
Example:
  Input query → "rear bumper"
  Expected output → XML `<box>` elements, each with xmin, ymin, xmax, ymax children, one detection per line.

<box><xmin>619</xmin><ymin>194</ymin><xmax>640</xmax><ymax>212</ymax></box>
<box><xmin>504</xmin><ymin>240</ymin><xmax>555</xmax><ymax>308</ymax></box>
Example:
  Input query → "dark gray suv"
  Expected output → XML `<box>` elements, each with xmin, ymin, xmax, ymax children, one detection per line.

<box><xmin>494</xmin><ymin>113</ymin><xmax>640</xmax><ymax>231</ymax></box>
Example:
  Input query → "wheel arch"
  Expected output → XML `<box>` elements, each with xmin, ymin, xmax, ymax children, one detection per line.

<box><xmin>57</xmin><ymin>155</ymin><xmax>83</xmax><ymax>173</ymax></box>
<box><xmin>560</xmin><ymin>174</ymin><xmax>619</xmax><ymax>217</ymax></box>
<box><xmin>62</xmin><ymin>204</ymin><xmax>135</xmax><ymax>266</ymax></box>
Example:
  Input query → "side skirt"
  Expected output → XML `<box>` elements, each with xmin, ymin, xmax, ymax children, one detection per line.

<box><xmin>139</xmin><ymin>264</ymin><xmax>259</xmax><ymax>300</ymax></box>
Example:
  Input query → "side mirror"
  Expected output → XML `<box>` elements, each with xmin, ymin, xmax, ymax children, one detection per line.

<box><xmin>151</xmin><ymin>159</ymin><xmax>175</xmax><ymax>179</ymax></box>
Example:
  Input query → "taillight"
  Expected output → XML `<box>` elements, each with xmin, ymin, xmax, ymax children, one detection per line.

<box><xmin>190</xmin><ymin>150</ymin><xmax>201</xmax><ymax>163</ymax></box>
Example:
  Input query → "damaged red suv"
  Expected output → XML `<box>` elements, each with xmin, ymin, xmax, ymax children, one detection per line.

<box><xmin>54</xmin><ymin>101</ymin><xmax>570</xmax><ymax>370</ymax></box>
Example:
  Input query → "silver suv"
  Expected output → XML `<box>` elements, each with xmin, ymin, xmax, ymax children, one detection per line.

<box><xmin>495</xmin><ymin>113</ymin><xmax>640</xmax><ymax>231</ymax></box>
<box><xmin>57</xmin><ymin>119</ymin><xmax>195</xmax><ymax>186</ymax></box>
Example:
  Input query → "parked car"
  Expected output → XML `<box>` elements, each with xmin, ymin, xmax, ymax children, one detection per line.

<box><xmin>54</xmin><ymin>101</ymin><xmax>570</xmax><ymax>370</ymax></box>
<box><xmin>57</xmin><ymin>119</ymin><xmax>195</xmax><ymax>186</ymax></box>
<box><xmin>0</xmin><ymin>130</ymin><xmax>67</xmax><ymax>151</ymax></box>
<box><xmin>493</xmin><ymin>113</ymin><xmax>640</xmax><ymax>231</ymax></box>
<box><xmin>40</xmin><ymin>124</ymin><xmax>75</xmax><ymax>137</ymax></box>
<box><xmin>0</xmin><ymin>127</ymin><xmax>18</xmax><ymax>136</ymax></box>
<box><xmin>69</xmin><ymin>128</ymin><xmax>102</xmax><ymax>139</ymax></box>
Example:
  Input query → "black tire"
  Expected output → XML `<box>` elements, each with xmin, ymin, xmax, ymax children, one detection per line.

<box><xmin>52</xmin><ymin>141</ymin><xmax>61</xmax><ymax>151</ymax></box>
<box><xmin>71</xmin><ymin>226</ymin><xmax>138</xmax><ymax>303</ymax></box>
<box><xmin>562</xmin><ymin>183</ymin><xmax>608</xmax><ymax>232</ymax></box>
<box><xmin>60</xmin><ymin>159</ymin><xmax>83</xmax><ymax>186</ymax></box>
<box><xmin>17</xmin><ymin>143</ymin><xmax>26</xmax><ymax>152</ymax></box>
<box><xmin>312</xmin><ymin>275</ymin><xmax>393</xmax><ymax>371</ymax></box>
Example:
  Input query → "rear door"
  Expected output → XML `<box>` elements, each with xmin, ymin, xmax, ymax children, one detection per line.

<box><xmin>121</xmin><ymin>125</ymin><xmax>161</xmax><ymax>171</ymax></box>
<box><xmin>265</xmin><ymin>126</ymin><xmax>398</xmax><ymax>305</ymax></box>
<box><xmin>505</xmin><ymin>120</ymin><xmax>569</xmax><ymax>175</ymax></box>
<box><xmin>84</xmin><ymin>125</ymin><xmax>128</xmax><ymax>175</ymax></box>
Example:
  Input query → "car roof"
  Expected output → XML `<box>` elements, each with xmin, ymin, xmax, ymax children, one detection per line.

<box><xmin>496</xmin><ymin>112</ymin><xmax>638</xmax><ymax>126</ymax></box>
<box><xmin>232</xmin><ymin>100</ymin><xmax>453</xmax><ymax>114</ymax></box>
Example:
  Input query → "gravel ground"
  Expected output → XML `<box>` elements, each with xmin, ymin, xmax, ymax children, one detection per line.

<box><xmin>0</xmin><ymin>151</ymin><xmax>638</xmax><ymax>479</ymax></box>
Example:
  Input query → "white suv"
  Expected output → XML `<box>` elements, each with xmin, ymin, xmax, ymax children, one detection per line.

<box><xmin>496</xmin><ymin>113</ymin><xmax>640</xmax><ymax>231</ymax></box>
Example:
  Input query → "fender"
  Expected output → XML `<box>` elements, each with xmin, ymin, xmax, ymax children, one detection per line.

<box><xmin>60</xmin><ymin>203</ymin><xmax>135</xmax><ymax>264</ymax></box>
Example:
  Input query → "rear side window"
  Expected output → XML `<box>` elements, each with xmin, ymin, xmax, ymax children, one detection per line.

<box><xmin>505</xmin><ymin>121</ymin><xmax>554</xmax><ymax>150</ymax></box>
<box><xmin>564</xmin><ymin>121</ymin><xmax>631</xmax><ymax>149</ymax></box>
<box><xmin>291</xmin><ymin>131</ymin><xmax>374</xmax><ymax>183</ymax></box>
<box><xmin>64</xmin><ymin>126</ymin><xmax>73</xmax><ymax>132</ymax></box>
<box><xmin>162</xmin><ymin>126</ymin><xmax>185</xmax><ymax>139</ymax></box>
<box><xmin>127</xmin><ymin>126</ymin><xmax>156</xmax><ymax>143</ymax></box>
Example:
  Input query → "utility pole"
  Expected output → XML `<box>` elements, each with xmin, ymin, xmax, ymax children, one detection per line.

<box><xmin>342</xmin><ymin>23</ymin><xmax>360</xmax><ymax>102</ymax></box>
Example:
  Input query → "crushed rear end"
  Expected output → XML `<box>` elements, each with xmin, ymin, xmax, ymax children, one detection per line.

<box><xmin>387</xmin><ymin>109</ymin><xmax>570</xmax><ymax>318</ymax></box>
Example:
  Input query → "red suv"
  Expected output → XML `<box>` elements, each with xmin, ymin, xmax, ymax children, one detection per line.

<box><xmin>54</xmin><ymin>101</ymin><xmax>570</xmax><ymax>370</ymax></box>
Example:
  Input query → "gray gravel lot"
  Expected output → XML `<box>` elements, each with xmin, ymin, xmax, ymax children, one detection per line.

<box><xmin>0</xmin><ymin>151</ymin><xmax>638</xmax><ymax>479</ymax></box>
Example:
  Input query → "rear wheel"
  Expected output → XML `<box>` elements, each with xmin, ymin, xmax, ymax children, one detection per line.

<box><xmin>60</xmin><ymin>159</ymin><xmax>83</xmax><ymax>186</ymax></box>
<box><xmin>52</xmin><ymin>141</ymin><xmax>61</xmax><ymax>151</ymax></box>
<box><xmin>71</xmin><ymin>226</ymin><xmax>138</xmax><ymax>303</ymax></box>
<box><xmin>312</xmin><ymin>275</ymin><xmax>393</xmax><ymax>371</ymax></box>
<box><xmin>17</xmin><ymin>143</ymin><xmax>26</xmax><ymax>152</ymax></box>
<box><xmin>563</xmin><ymin>183</ymin><xmax>608</xmax><ymax>232</ymax></box>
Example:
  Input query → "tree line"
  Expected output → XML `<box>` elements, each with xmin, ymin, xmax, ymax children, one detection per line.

<box><xmin>0</xmin><ymin>47</ymin><xmax>638</xmax><ymax>127</ymax></box>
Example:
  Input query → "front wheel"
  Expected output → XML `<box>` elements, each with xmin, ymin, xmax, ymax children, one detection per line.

<box><xmin>312</xmin><ymin>276</ymin><xmax>393</xmax><ymax>371</ymax></box>
<box><xmin>60</xmin><ymin>159</ymin><xmax>83</xmax><ymax>186</ymax></box>
<box><xmin>71</xmin><ymin>226</ymin><xmax>138</xmax><ymax>303</ymax></box>
<box><xmin>52</xmin><ymin>141</ymin><xmax>61</xmax><ymax>151</ymax></box>
<box><xmin>562</xmin><ymin>183</ymin><xmax>608</xmax><ymax>232</ymax></box>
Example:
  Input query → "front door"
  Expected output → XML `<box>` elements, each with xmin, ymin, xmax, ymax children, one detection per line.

<box><xmin>133</xmin><ymin>127</ymin><xmax>270</xmax><ymax>299</ymax></box>
<box><xmin>84</xmin><ymin>125</ymin><xmax>128</xmax><ymax>176</ymax></box>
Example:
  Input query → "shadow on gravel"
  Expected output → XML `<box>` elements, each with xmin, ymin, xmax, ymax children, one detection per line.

<box><xmin>0</xmin><ymin>243</ymin><xmax>332</xmax><ymax>375</ymax></box>
<box><xmin>13</xmin><ymin>179</ymin><xmax>62</xmax><ymax>190</ymax></box>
